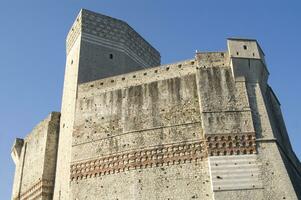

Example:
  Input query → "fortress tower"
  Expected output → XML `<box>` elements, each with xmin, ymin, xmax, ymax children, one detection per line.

<box><xmin>11</xmin><ymin>9</ymin><xmax>300</xmax><ymax>200</ymax></box>
<box><xmin>54</xmin><ymin>9</ymin><xmax>160</xmax><ymax>199</ymax></box>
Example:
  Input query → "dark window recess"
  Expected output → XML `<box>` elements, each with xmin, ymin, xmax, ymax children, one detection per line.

<box><xmin>243</xmin><ymin>45</ymin><xmax>248</xmax><ymax>50</ymax></box>
<box><xmin>109</xmin><ymin>54</ymin><xmax>113</xmax><ymax>59</ymax></box>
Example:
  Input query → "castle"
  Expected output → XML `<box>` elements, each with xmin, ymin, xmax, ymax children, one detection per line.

<box><xmin>11</xmin><ymin>9</ymin><xmax>301</xmax><ymax>200</ymax></box>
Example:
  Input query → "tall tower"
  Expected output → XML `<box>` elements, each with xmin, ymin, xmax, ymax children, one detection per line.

<box><xmin>53</xmin><ymin>9</ymin><xmax>160</xmax><ymax>199</ymax></box>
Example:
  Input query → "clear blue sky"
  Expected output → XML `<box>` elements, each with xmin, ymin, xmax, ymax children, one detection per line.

<box><xmin>0</xmin><ymin>0</ymin><xmax>300</xmax><ymax>198</ymax></box>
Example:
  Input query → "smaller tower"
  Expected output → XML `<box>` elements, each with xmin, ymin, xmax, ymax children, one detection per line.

<box><xmin>227</xmin><ymin>38</ymin><xmax>268</xmax><ymax>85</ymax></box>
<box><xmin>228</xmin><ymin>38</ymin><xmax>301</xmax><ymax>199</ymax></box>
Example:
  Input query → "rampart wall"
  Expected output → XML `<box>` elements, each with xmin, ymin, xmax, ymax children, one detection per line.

<box><xmin>11</xmin><ymin>112</ymin><xmax>60</xmax><ymax>200</ymax></box>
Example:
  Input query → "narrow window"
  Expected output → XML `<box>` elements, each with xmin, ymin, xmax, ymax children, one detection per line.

<box><xmin>243</xmin><ymin>45</ymin><xmax>247</xmax><ymax>50</ymax></box>
<box><xmin>109</xmin><ymin>54</ymin><xmax>113</xmax><ymax>59</ymax></box>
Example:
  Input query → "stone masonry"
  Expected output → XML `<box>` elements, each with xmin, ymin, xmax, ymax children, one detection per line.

<box><xmin>11</xmin><ymin>112</ymin><xmax>60</xmax><ymax>200</ymax></box>
<box><xmin>11</xmin><ymin>9</ymin><xmax>301</xmax><ymax>200</ymax></box>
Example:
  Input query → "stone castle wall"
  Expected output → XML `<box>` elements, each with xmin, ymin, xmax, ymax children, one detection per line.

<box><xmin>54</xmin><ymin>9</ymin><xmax>162</xmax><ymax>199</ymax></box>
<box><xmin>11</xmin><ymin>9</ymin><xmax>301</xmax><ymax>200</ymax></box>
<box><xmin>11</xmin><ymin>112</ymin><xmax>60</xmax><ymax>200</ymax></box>
<box><xmin>68</xmin><ymin>49</ymin><xmax>260</xmax><ymax>199</ymax></box>
<box><xmin>67</xmin><ymin>39</ymin><xmax>301</xmax><ymax>199</ymax></box>
<box><xmin>70</xmin><ymin>59</ymin><xmax>214</xmax><ymax>199</ymax></box>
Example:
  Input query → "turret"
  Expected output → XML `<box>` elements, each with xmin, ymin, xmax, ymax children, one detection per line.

<box><xmin>228</xmin><ymin>38</ymin><xmax>269</xmax><ymax>90</ymax></box>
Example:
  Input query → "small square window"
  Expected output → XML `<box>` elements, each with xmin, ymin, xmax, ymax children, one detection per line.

<box><xmin>243</xmin><ymin>45</ymin><xmax>247</xmax><ymax>50</ymax></box>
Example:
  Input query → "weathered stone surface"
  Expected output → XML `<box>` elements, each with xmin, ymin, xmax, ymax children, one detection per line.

<box><xmin>11</xmin><ymin>10</ymin><xmax>301</xmax><ymax>200</ymax></box>
<box><xmin>11</xmin><ymin>112</ymin><xmax>60</xmax><ymax>200</ymax></box>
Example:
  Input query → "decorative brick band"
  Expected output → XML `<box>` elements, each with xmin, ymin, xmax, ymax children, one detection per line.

<box><xmin>14</xmin><ymin>179</ymin><xmax>54</xmax><ymax>200</ymax></box>
<box><xmin>206</xmin><ymin>133</ymin><xmax>257</xmax><ymax>156</ymax></box>
<box><xmin>70</xmin><ymin>133</ymin><xmax>257</xmax><ymax>181</ymax></box>
<box><xmin>70</xmin><ymin>140</ymin><xmax>207</xmax><ymax>181</ymax></box>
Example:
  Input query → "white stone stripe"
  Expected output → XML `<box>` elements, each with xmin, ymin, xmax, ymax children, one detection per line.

<box><xmin>212</xmin><ymin>168</ymin><xmax>261</xmax><ymax>173</ymax></box>
<box><xmin>212</xmin><ymin>180</ymin><xmax>262</xmax><ymax>185</ymax></box>
<box><xmin>210</xmin><ymin>155</ymin><xmax>263</xmax><ymax>191</ymax></box>
<box><xmin>82</xmin><ymin>35</ymin><xmax>146</xmax><ymax>67</ymax></box>
<box><xmin>212</xmin><ymin>173</ymin><xmax>261</xmax><ymax>179</ymax></box>
<box><xmin>212</xmin><ymin>163</ymin><xmax>260</xmax><ymax>168</ymax></box>
<box><xmin>213</xmin><ymin>183</ymin><xmax>262</xmax><ymax>187</ymax></box>
<box><xmin>213</xmin><ymin>184</ymin><xmax>263</xmax><ymax>191</ymax></box>
<box><xmin>81</xmin><ymin>33</ymin><xmax>149</xmax><ymax>67</ymax></box>
<box><xmin>210</xmin><ymin>154</ymin><xmax>258</xmax><ymax>160</ymax></box>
